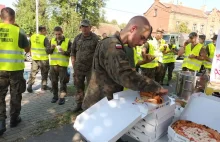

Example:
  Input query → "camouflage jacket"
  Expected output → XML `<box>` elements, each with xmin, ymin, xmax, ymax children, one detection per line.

<box><xmin>71</xmin><ymin>32</ymin><xmax>99</xmax><ymax>74</ymax></box>
<box><xmin>82</xmin><ymin>34</ymin><xmax>162</xmax><ymax>110</ymax></box>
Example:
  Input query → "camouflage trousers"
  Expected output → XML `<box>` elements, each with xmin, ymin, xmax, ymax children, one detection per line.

<box><xmin>155</xmin><ymin>62</ymin><xmax>164</xmax><ymax>84</ymax></box>
<box><xmin>49</xmin><ymin>66</ymin><xmax>68</xmax><ymax>99</ymax></box>
<box><xmin>161</xmin><ymin>62</ymin><xmax>175</xmax><ymax>84</ymax></box>
<box><xmin>73</xmin><ymin>71</ymin><xmax>91</xmax><ymax>105</ymax></box>
<box><xmin>28</xmin><ymin>60</ymin><xmax>49</xmax><ymax>86</ymax></box>
<box><xmin>0</xmin><ymin>70</ymin><xmax>26</xmax><ymax>120</ymax></box>
<box><xmin>140</xmin><ymin>67</ymin><xmax>156</xmax><ymax>80</ymax></box>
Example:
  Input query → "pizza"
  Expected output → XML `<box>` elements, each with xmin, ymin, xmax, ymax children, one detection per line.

<box><xmin>171</xmin><ymin>120</ymin><xmax>220</xmax><ymax>142</ymax></box>
<box><xmin>135</xmin><ymin>92</ymin><xmax>163</xmax><ymax>104</ymax></box>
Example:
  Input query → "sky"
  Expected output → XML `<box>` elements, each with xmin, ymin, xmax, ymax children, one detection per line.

<box><xmin>1</xmin><ymin>0</ymin><xmax>220</xmax><ymax>24</ymax></box>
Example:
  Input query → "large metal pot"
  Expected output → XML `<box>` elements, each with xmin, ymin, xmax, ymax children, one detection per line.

<box><xmin>175</xmin><ymin>71</ymin><xmax>197</xmax><ymax>101</ymax></box>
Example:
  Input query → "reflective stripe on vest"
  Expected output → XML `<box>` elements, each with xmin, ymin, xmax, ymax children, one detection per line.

<box><xmin>0</xmin><ymin>23</ymin><xmax>25</xmax><ymax>71</ymax></box>
<box><xmin>140</xmin><ymin>43</ymin><xmax>158</xmax><ymax>68</ymax></box>
<box><xmin>162</xmin><ymin>45</ymin><xmax>176</xmax><ymax>63</ymax></box>
<box><xmin>183</xmin><ymin>43</ymin><xmax>203</xmax><ymax>71</ymax></box>
<box><xmin>31</xmin><ymin>34</ymin><xmax>48</xmax><ymax>60</ymax></box>
<box><xmin>49</xmin><ymin>38</ymin><xmax>70</xmax><ymax>67</ymax></box>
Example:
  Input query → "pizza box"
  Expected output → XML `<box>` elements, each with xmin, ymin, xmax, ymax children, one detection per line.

<box><xmin>113</xmin><ymin>89</ymin><xmax>171</xmax><ymax>117</ymax></box>
<box><xmin>168</xmin><ymin>93</ymin><xmax>220</xmax><ymax>142</ymax></box>
<box><xmin>142</xmin><ymin>103</ymin><xmax>175</xmax><ymax>126</ymax></box>
<box><xmin>133</xmin><ymin>117</ymin><xmax>173</xmax><ymax>138</ymax></box>
<box><xmin>127</xmin><ymin>128</ymin><xmax>167</xmax><ymax>142</ymax></box>
<box><xmin>74</xmin><ymin>97</ymin><xmax>142</xmax><ymax>142</ymax></box>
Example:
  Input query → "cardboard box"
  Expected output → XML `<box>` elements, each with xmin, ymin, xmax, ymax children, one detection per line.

<box><xmin>133</xmin><ymin>117</ymin><xmax>173</xmax><ymax>138</ymax></box>
<box><xmin>113</xmin><ymin>90</ymin><xmax>171</xmax><ymax>117</ymax></box>
<box><xmin>74</xmin><ymin>97</ymin><xmax>142</xmax><ymax>142</ymax></box>
<box><xmin>168</xmin><ymin>93</ymin><xmax>220</xmax><ymax>142</ymax></box>
<box><xmin>142</xmin><ymin>104</ymin><xmax>175</xmax><ymax>126</ymax></box>
<box><xmin>127</xmin><ymin>128</ymin><xmax>166</xmax><ymax>142</ymax></box>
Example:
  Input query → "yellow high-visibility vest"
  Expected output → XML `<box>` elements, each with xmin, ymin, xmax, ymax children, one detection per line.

<box><xmin>31</xmin><ymin>34</ymin><xmax>48</xmax><ymax>60</ymax></box>
<box><xmin>139</xmin><ymin>43</ymin><xmax>158</xmax><ymax>68</ymax></box>
<box><xmin>203</xmin><ymin>43</ymin><xmax>216</xmax><ymax>69</ymax></box>
<box><xmin>161</xmin><ymin>44</ymin><xmax>176</xmax><ymax>63</ymax></box>
<box><xmin>183</xmin><ymin>43</ymin><xmax>203</xmax><ymax>71</ymax></box>
<box><xmin>49</xmin><ymin>38</ymin><xmax>70</xmax><ymax>67</ymax></box>
<box><xmin>0</xmin><ymin>23</ymin><xmax>25</xmax><ymax>71</ymax></box>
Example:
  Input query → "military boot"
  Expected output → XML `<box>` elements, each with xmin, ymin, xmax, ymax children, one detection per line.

<box><xmin>27</xmin><ymin>84</ymin><xmax>33</xmax><ymax>93</ymax></box>
<box><xmin>0</xmin><ymin>120</ymin><xmax>6</xmax><ymax>136</ymax></box>
<box><xmin>10</xmin><ymin>116</ymin><xmax>21</xmax><ymax>128</ymax></box>
<box><xmin>72</xmin><ymin>103</ymin><xmax>83</xmax><ymax>113</ymax></box>
<box><xmin>41</xmin><ymin>85</ymin><xmax>51</xmax><ymax>91</ymax></box>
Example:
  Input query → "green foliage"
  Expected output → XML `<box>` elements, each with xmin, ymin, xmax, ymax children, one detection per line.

<box><xmin>14</xmin><ymin>0</ymin><xmax>48</xmax><ymax>34</ymax></box>
<box><xmin>14</xmin><ymin>0</ymin><xmax>106</xmax><ymax>39</ymax></box>
<box><xmin>119</xmin><ymin>23</ymin><xmax>127</xmax><ymax>29</ymax></box>
<box><xmin>77</xmin><ymin>0</ymin><xmax>106</xmax><ymax>26</ymax></box>
<box><xmin>109</xmin><ymin>19</ymin><xmax>118</xmax><ymax>25</ymax></box>
<box><xmin>176</xmin><ymin>22</ymin><xmax>191</xmax><ymax>33</ymax></box>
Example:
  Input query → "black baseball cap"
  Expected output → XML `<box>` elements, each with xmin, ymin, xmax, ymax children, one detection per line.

<box><xmin>189</xmin><ymin>32</ymin><xmax>197</xmax><ymax>38</ymax></box>
<box><xmin>80</xmin><ymin>19</ymin><xmax>91</xmax><ymax>27</ymax></box>
<box><xmin>211</xmin><ymin>35</ymin><xmax>218</xmax><ymax>40</ymax></box>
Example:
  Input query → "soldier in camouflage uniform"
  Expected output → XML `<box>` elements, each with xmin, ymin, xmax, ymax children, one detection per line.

<box><xmin>71</xmin><ymin>20</ymin><xmax>100</xmax><ymax>112</ymax></box>
<box><xmin>82</xmin><ymin>16</ymin><xmax>168</xmax><ymax>110</ymax></box>
<box><xmin>0</xmin><ymin>7</ymin><xmax>29</xmax><ymax>135</ymax></box>
<box><xmin>72</xmin><ymin>16</ymin><xmax>167</xmax><ymax>142</ymax></box>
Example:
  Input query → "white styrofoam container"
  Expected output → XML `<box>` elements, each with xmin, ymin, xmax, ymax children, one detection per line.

<box><xmin>74</xmin><ymin>97</ymin><xmax>142</xmax><ymax>142</ymax></box>
<box><xmin>113</xmin><ymin>90</ymin><xmax>171</xmax><ymax>117</ymax></box>
<box><xmin>143</xmin><ymin>104</ymin><xmax>175</xmax><ymax>126</ymax></box>
<box><xmin>133</xmin><ymin>117</ymin><xmax>173</xmax><ymax>138</ymax></box>
<box><xmin>168</xmin><ymin>93</ymin><xmax>220</xmax><ymax>142</ymax></box>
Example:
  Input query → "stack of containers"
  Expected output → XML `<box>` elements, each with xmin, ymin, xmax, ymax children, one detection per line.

<box><xmin>126</xmin><ymin>103</ymin><xmax>175</xmax><ymax>142</ymax></box>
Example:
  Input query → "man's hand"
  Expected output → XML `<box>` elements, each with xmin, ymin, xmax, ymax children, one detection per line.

<box><xmin>188</xmin><ymin>54</ymin><xmax>197</xmax><ymax>59</ymax></box>
<box><xmin>142</xmin><ymin>52</ymin><xmax>155</xmax><ymax>63</ymax></box>
<box><xmin>51</xmin><ymin>44</ymin><xmax>56</xmax><ymax>49</ymax></box>
<box><xmin>157</xmin><ymin>88</ymin><xmax>168</xmax><ymax>96</ymax></box>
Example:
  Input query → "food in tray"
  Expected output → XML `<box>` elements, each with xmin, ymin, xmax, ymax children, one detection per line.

<box><xmin>135</xmin><ymin>92</ymin><xmax>163</xmax><ymax>104</ymax></box>
<box><xmin>175</xmin><ymin>99</ymin><xmax>187</xmax><ymax>108</ymax></box>
<box><xmin>171</xmin><ymin>120</ymin><xmax>220</xmax><ymax>142</ymax></box>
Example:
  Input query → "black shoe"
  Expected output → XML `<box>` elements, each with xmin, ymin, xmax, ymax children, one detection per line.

<box><xmin>10</xmin><ymin>116</ymin><xmax>21</xmax><ymax>128</ymax></box>
<box><xmin>72</xmin><ymin>103</ymin><xmax>82</xmax><ymax>113</ymax></box>
<box><xmin>58</xmin><ymin>98</ymin><xmax>65</xmax><ymax>105</ymax></box>
<box><xmin>27</xmin><ymin>84</ymin><xmax>33</xmax><ymax>93</ymax></box>
<box><xmin>51</xmin><ymin>98</ymin><xmax>58</xmax><ymax>103</ymax></box>
<box><xmin>0</xmin><ymin>120</ymin><xmax>6</xmax><ymax>136</ymax></box>
<box><xmin>42</xmin><ymin>85</ymin><xmax>51</xmax><ymax>91</ymax></box>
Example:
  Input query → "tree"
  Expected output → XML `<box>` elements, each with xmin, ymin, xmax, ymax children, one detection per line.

<box><xmin>110</xmin><ymin>19</ymin><xmax>118</xmax><ymax>25</ymax></box>
<box><xmin>176</xmin><ymin>22</ymin><xmax>191</xmax><ymax>33</ymax></box>
<box><xmin>119</xmin><ymin>23</ymin><xmax>127</xmax><ymax>29</ymax></box>
<box><xmin>76</xmin><ymin>0</ymin><xmax>106</xmax><ymax>26</ymax></box>
<box><xmin>14</xmin><ymin>0</ymin><xmax>48</xmax><ymax>34</ymax></box>
<box><xmin>48</xmin><ymin>0</ymin><xmax>81</xmax><ymax>38</ymax></box>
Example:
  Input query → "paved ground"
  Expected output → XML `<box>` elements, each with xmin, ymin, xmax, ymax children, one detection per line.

<box><xmin>0</xmin><ymin>62</ymin><xmax>75</xmax><ymax>142</ymax></box>
<box><xmin>0</xmin><ymin>61</ymin><xmax>183</xmax><ymax>142</ymax></box>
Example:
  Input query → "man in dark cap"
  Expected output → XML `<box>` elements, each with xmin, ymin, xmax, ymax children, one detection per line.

<box><xmin>181</xmin><ymin>32</ymin><xmax>206</xmax><ymax>72</ymax></box>
<box><xmin>203</xmin><ymin>34</ymin><xmax>218</xmax><ymax>71</ymax></box>
<box><xmin>199</xmin><ymin>34</ymin><xmax>206</xmax><ymax>45</ymax></box>
<box><xmin>71</xmin><ymin>19</ymin><xmax>100</xmax><ymax>112</ymax></box>
<box><xmin>151</xmin><ymin>28</ymin><xmax>166</xmax><ymax>84</ymax></box>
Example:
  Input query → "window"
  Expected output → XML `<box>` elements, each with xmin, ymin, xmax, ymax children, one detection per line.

<box><xmin>212</xmin><ymin>17</ymin><xmax>215</xmax><ymax>22</ymax></box>
<box><xmin>200</xmin><ymin>25</ymin><xmax>204</xmax><ymax>34</ymax></box>
<box><xmin>210</xmin><ymin>26</ymin><xmax>214</xmax><ymax>36</ymax></box>
<box><xmin>154</xmin><ymin>9</ymin><xmax>157</xmax><ymax>17</ymax></box>
<box><xmin>176</xmin><ymin>21</ymin><xmax>180</xmax><ymax>26</ymax></box>
<box><xmin>192</xmin><ymin>24</ymin><xmax>197</xmax><ymax>31</ymax></box>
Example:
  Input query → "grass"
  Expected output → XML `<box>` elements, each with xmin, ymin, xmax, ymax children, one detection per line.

<box><xmin>30</xmin><ymin>110</ymin><xmax>82</xmax><ymax>136</ymax></box>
